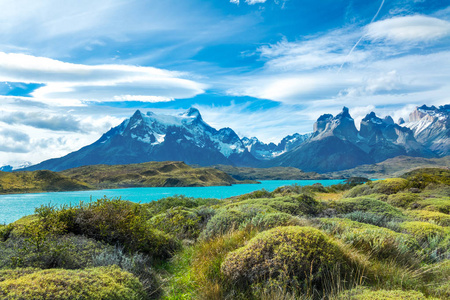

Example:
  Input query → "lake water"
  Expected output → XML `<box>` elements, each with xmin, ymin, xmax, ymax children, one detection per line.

<box><xmin>0</xmin><ymin>179</ymin><xmax>344</xmax><ymax>224</ymax></box>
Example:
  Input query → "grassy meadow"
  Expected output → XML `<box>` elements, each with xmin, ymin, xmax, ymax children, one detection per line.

<box><xmin>0</xmin><ymin>168</ymin><xmax>448</xmax><ymax>299</ymax></box>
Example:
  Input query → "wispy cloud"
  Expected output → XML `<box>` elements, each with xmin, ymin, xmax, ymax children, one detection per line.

<box><xmin>0</xmin><ymin>52</ymin><xmax>206</xmax><ymax>104</ymax></box>
<box><xmin>366</xmin><ymin>15</ymin><xmax>450</xmax><ymax>43</ymax></box>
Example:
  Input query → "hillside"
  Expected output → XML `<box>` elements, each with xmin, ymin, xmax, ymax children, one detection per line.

<box><xmin>214</xmin><ymin>165</ymin><xmax>326</xmax><ymax>180</ymax></box>
<box><xmin>327</xmin><ymin>155</ymin><xmax>450</xmax><ymax>179</ymax></box>
<box><xmin>0</xmin><ymin>170</ymin><xmax>92</xmax><ymax>194</ymax></box>
<box><xmin>1</xmin><ymin>168</ymin><xmax>448</xmax><ymax>299</ymax></box>
<box><xmin>60</xmin><ymin>161</ymin><xmax>250</xmax><ymax>188</ymax></box>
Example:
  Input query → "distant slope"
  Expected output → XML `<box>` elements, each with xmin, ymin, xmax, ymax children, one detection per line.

<box><xmin>60</xmin><ymin>161</ymin><xmax>250</xmax><ymax>188</ymax></box>
<box><xmin>213</xmin><ymin>165</ymin><xmax>326</xmax><ymax>180</ymax></box>
<box><xmin>0</xmin><ymin>170</ymin><xmax>92</xmax><ymax>194</ymax></box>
<box><xmin>326</xmin><ymin>156</ymin><xmax>450</xmax><ymax>179</ymax></box>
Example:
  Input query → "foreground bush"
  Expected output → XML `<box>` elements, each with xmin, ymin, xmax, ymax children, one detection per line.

<box><xmin>221</xmin><ymin>226</ymin><xmax>351</xmax><ymax>293</ymax></box>
<box><xmin>337</xmin><ymin>288</ymin><xmax>439</xmax><ymax>300</ymax></box>
<box><xmin>345</xmin><ymin>178</ymin><xmax>409</xmax><ymax>197</ymax></box>
<box><xmin>37</xmin><ymin>198</ymin><xmax>179</xmax><ymax>258</ymax></box>
<box><xmin>330</xmin><ymin>197</ymin><xmax>406</xmax><ymax>220</ymax></box>
<box><xmin>0</xmin><ymin>266</ymin><xmax>146</xmax><ymax>299</ymax></box>
<box><xmin>405</xmin><ymin>210</ymin><xmax>450</xmax><ymax>226</ymax></box>
<box><xmin>320</xmin><ymin>218</ymin><xmax>417</xmax><ymax>262</ymax></box>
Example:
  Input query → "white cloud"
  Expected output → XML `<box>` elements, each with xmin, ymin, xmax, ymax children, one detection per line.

<box><xmin>246</xmin><ymin>0</ymin><xmax>267</xmax><ymax>4</ymax></box>
<box><xmin>366</xmin><ymin>15</ymin><xmax>450</xmax><ymax>43</ymax></box>
<box><xmin>230</xmin><ymin>0</ymin><xmax>267</xmax><ymax>5</ymax></box>
<box><xmin>0</xmin><ymin>52</ymin><xmax>206</xmax><ymax>104</ymax></box>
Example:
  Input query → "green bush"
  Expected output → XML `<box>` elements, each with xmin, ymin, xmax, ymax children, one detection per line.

<box><xmin>399</xmin><ymin>221</ymin><xmax>446</xmax><ymax>240</ymax></box>
<box><xmin>237</xmin><ymin>188</ymin><xmax>273</xmax><ymax>200</ymax></box>
<box><xmin>320</xmin><ymin>218</ymin><xmax>418</xmax><ymax>262</ymax></box>
<box><xmin>402</xmin><ymin>168</ymin><xmax>450</xmax><ymax>189</ymax></box>
<box><xmin>0</xmin><ymin>224</ymin><xmax>13</xmax><ymax>241</ymax></box>
<box><xmin>249</xmin><ymin>212</ymin><xmax>303</xmax><ymax>230</ymax></box>
<box><xmin>33</xmin><ymin>198</ymin><xmax>179</xmax><ymax>258</ymax></box>
<box><xmin>387</xmin><ymin>193</ymin><xmax>421</xmax><ymax>208</ymax></box>
<box><xmin>342</xmin><ymin>211</ymin><xmax>392</xmax><ymax>228</ymax></box>
<box><xmin>200</xmin><ymin>208</ymin><xmax>258</xmax><ymax>240</ymax></box>
<box><xmin>416</xmin><ymin>197</ymin><xmax>450</xmax><ymax>214</ymax></box>
<box><xmin>0</xmin><ymin>266</ymin><xmax>146</xmax><ymax>299</ymax></box>
<box><xmin>405</xmin><ymin>210</ymin><xmax>450</xmax><ymax>226</ymax></box>
<box><xmin>149</xmin><ymin>207</ymin><xmax>202</xmax><ymax>240</ymax></box>
<box><xmin>331</xmin><ymin>197</ymin><xmax>406</xmax><ymax>220</ymax></box>
<box><xmin>345</xmin><ymin>178</ymin><xmax>409</xmax><ymax>197</ymax></box>
<box><xmin>221</xmin><ymin>226</ymin><xmax>349</xmax><ymax>291</ymax></box>
<box><xmin>143</xmin><ymin>195</ymin><xmax>219</xmax><ymax>215</ymax></box>
<box><xmin>224</xmin><ymin>194</ymin><xmax>321</xmax><ymax>216</ymax></box>
<box><xmin>337</xmin><ymin>288</ymin><xmax>439</xmax><ymax>299</ymax></box>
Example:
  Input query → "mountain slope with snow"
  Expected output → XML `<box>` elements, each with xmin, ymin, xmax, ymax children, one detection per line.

<box><xmin>403</xmin><ymin>105</ymin><xmax>449</xmax><ymax>156</ymax></box>
<box><xmin>25</xmin><ymin>108</ymin><xmax>259</xmax><ymax>171</ymax></box>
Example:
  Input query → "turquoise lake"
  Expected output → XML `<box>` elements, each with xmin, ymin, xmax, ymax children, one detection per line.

<box><xmin>0</xmin><ymin>179</ymin><xmax>344</xmax><ymax>224</ymax></box>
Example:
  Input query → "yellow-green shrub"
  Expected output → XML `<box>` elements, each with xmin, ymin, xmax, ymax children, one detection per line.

<box><xmin>0</xmin><ymin>266</ymin><xmax>146</xmax><ymax>299</ymax></box>
<box><xmin>387</xmin><ymin>192</ymin><xmax>421</xmax><ymax>208</ymax></box>
<box><xmin>149</xmin><ymin>207</ymin><xmax>202</xmax><ymax>239</ymax></box>
<box><xmin>337</xmin><ymin>288</ymin><xmax>439</xmax><ymax>300</ymax></box>
<box><xmin>399</xmin><ymin>221</ymin><xmax>446</xmax><ymax>240</ymax></box>
<box><xmin>221</xmin><ymin>226</ymin><xmax>348</xmax><ymax>290</ymax></box>
<box><xmin>416</xmin><ymin>197</ymin><xmax>450</xmax><ymax>214</ymax></box>
<box><xmin>330</xmin><ymin>197</ymin><xmax>406</xmax><ymax>220</ymax></box>
<box><xmin>345</xmin><ymin>178</ymin><xmax>409</xmax><ymax>197</ymax></box>
<box><xmin>320</xmin><ymin>218</ymin><xmax>417</xmax><ymax>261</ymax></box>
<box><xmin>405</xmin><ymin>210</ymin><xmax>450</xmax><ymax>226</ymax></box>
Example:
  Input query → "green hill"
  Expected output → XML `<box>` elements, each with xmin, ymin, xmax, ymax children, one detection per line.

<box><xmin>60</xmin><ymin>161</ymin><xmax>250</xmax><ymax>189</ymax></box>
<box><xmin>0</xmin><ymin>170</ymin><xmax>92</xmax><ymax>194</ymax></box>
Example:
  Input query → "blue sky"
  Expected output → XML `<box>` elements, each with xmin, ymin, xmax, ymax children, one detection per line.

<box><xmin>0</xmin><ymin>0</ymin><xmax>449</xmax><ymax>166</ymax></box>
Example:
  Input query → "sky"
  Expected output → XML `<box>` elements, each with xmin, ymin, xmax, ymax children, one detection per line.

<box><xmin>0</xmin><ymin>0</ymin><xmax>449</xmax><ymax>166</ymax></box>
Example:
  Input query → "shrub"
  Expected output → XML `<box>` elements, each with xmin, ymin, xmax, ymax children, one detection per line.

<box><xmin>416</xmin><ymin>197</ymin><xmax>450</xmax><ymax>214</ymax></box>
<box><xmin>92</xmin><ymin>247</ymin><xmax>159</xmax><ymax>297</ymax></box>
<box><xmin>405</xmin><ymin>210</ymin><xmax>450</xmax><ymax>227</ymax></box>
<box><xmin>238</xmin><ymin>188</ymin><xmax>273</xmax><ymax>200</ymax></box>
<box><xmin>249</xmin><ymin>212</ymin><xmax>304</xmax><ymax>230</ymax></box>
<box><xmin>200</xmin><ymin>208</ymin><xmax>258</xmax><ymax>240</ymax></box>
<box><xmin>399</xmin><ymin>221</ymin><xmax>446</xmax><ymax>240</ymax></box>
<box><xmin>221</xmin><ymin>226</ymin><xmax>349</xmax><ymax>292</ymax></box>
<box><xmin>225</xmin><ymin>194</ymin><xmax>322</xmax><ymax>216</ymax></box>
<box><xmin>402</xmin><ymin>168</ymin><xmax>450</xmax><ymax>189</ymax></box>
<box><xmin>345</xmin><ymin>178</ymin><xmax>409</xmax><ymax>197</ymax></box>
<box><xmin>319</xmin><ymin>218</ymin><xmax>418</xmax><ymax>262</ymax></box>
<box><xmin>387</xmin><ymin>193</ymin><xmax>421</xmax><ymax>208</ymax></box>
<box><xmin>0</xmin><ymin>224</ymin><xmax>13</xmax><ymax>241</ymax></box>
<box><xmin>343</xmin><ymin>211</ymin><xmax>391</xmax><ymax>228</ymax></box>
<box><xmin>65</xmin><ymin>198</ymin><xmax>179</xmax><ymax>258</ymax></box>
<box><xmin>331</xmin><ymin>197</ymin><xmax>406</xmax><ymax>220</ymax></box>
<box><xmin>149</xmin><ymin>207</ymin><xmax>202</xmax><ymax>240</ymax></box>
<box><xmin>337</xmin><ymin>288</ymin><xmax>439</xmax><ymax>300</ymax></box>
<box><xmin>143</xmin><ymin>195</ymin><xmax>219</xmax><ymax>215</ymax></box>
<box><xmin>0</xmin><ymin>266</ymin><xmax>146</xmax><ymax>299</ymax></box>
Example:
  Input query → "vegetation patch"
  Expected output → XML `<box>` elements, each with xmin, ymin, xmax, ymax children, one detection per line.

<box><xmin>345</xmin><ymin>178</ymin><xmax>409</xmax><ymax>197</ymax></box>
<box><xmin>0</xmin><ymin>266</ymin><xmax>146</xmax><ymax>299</ymax></box>
<box><xmin>405</xmin><ymin>210</ymin><xmax>450</xmax><ymax>227</ymax></box>
<box><xmin>337</xmin><ymin>288</ymin><xmax>439</xmax><ymax>300</ymax></box>
<box><xmin>221</xmin><ymin>226</ymin><xmax>351</xmax><ymax>294</ymax></box>
<box><xmin>330</xmin><ymin>196</ymin><xmax>406</xmax><ymax>220</ymax></box>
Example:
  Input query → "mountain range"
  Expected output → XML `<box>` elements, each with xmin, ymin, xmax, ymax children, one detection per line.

<box><xmin>22</xmin><ymin>104</ymin><xmax>449</xmax><ymax>173</ymax></box>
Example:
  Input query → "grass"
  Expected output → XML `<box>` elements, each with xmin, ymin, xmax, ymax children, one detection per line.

<box><xmin>0</xmin><ymin>167</ymin><xmax>448</xmax><ymax>299</ymax></box>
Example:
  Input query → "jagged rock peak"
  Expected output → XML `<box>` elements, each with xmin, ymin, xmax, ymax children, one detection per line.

<box><xmin>336</xmin><ymin>106</ymin><xmax>352</xmax><ymax>119</ymax></box>
<box><xmin>398</xmin><ymin>117</ymin><xmax>405</xmax><ymax>125</ymax></box>
<box><xmin>384</xmin><ymin>116</ymin><xmax>395</xmax><ymax>125</ymax></box>
<box><xmin>181</xmin><ymin>107</ymin><xmax>202</xmax><ymax>119</ymax></box>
